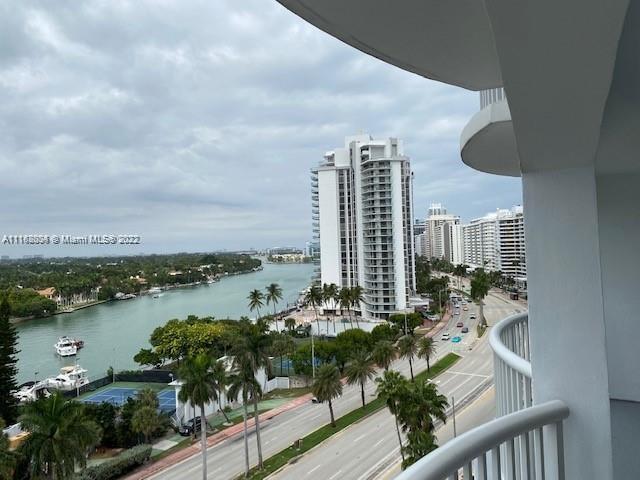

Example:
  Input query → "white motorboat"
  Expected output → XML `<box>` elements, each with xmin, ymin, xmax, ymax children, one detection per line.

<box><xmin>44</xmin><ymin>365</ymin><xmax>89</xmax><ymax>391</ymax></box>
<box><xmin>54</xmin><ymin>336</ymin><xmax>77</xmax><ymax>357</ymax></box>
<box><xmin>13</xmin><ymin>381</ymin><xmax>51</xmax><ymax>403</ymax></box>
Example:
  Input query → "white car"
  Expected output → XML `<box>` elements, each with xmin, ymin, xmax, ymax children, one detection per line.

<box><xmin>441</xmin><ymin>332</ymin><xmax>450</xmax><ymax>340</ymax></box>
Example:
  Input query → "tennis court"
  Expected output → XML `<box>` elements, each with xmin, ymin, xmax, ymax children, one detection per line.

<box><xmin>81</xmin><ymin>386</ymin><xmax>176</xmax><ymax>412</ymax></box>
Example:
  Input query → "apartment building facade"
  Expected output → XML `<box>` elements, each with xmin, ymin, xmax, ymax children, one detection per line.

<box><xmin>315</xmin><ymin>134</ymin><xmax>415</xmax><ymax>320</ymax></box>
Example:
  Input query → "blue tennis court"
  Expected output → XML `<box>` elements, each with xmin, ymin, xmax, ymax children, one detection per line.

<box><xmin>81</xmin><ymin>387</ymin><xmax>176</xmax><ymax>412</ymax></box>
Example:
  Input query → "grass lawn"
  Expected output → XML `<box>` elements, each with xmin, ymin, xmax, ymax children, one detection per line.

<box><xmin>242</xmin><ymin>352</ymin><xmax>461</xmax><ymax>480</ymax></box>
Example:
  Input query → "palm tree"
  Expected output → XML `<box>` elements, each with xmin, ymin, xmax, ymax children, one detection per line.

<box><xmin>247</xmin><ymin>289</ymin><xmax>265</xmax><ymax>320</ymax></box>
<box><xmin>178</xmin><ymin>354</ymin><xmax>219</xmax><ymax>480</ymax></box>
<box><xmin>265</xmin><ymin>283</ymin><xmax>283</xmax><ymax>332</ymax></box>
<box><xmin>227</xmin><ymin>358</ymin><xmax>261</xmax><ymax>477</ymax></box>
<box><xmin>0</xmin><ymin>419</ymin><xmax>15</xmax><ymax>480</ymax></box>
<box><xmin>284</xmin><ymin>317</ymin><xmax>296</xmax><ymax>333</ymax></box>
<box><xmin>210</xmin><ymin>359</ymin><xmax>231</xmax><ymax>423</ymax></box>
<box><xmin>345</xmin><ymin>350</ymin><xmax>377</xmax><ymax>408</ymax></box>
<box><xmin>131</xmin><ymin>405</ymin><xmax>162</xmax><ymax>444</ymax></box>
<box><xmin>373</xmin><ymin>340</ymin><xmax>397</xmax><ymax>371</ymax></box>
<box><xmin>350</xmin><ymin>286</ymin><xmax>365</xmax><ymax>328</ymax></box>
<box><xmin>397</xmin><ymin>335</ymin><xmax>418</xmax><ymax>381</ymax></box>
<box><xmin>339</xmin><ymin>287</ymin><xmax>354</xmax><ymax>329</ymax></box>
<box><xmin>136</xmin><ymin>387</ymin><xmax>159</xmax><ymax>408</ymax></box>
<box><xmin>19</xmin><ymin>392</ymin><xmax>100</xmax><ymax>479</ymax></box>
<box><xmin>417</xmin><ymin>336</ymin><xmax>436</xmax><ymax>372</ymax></box>
<box><xmin>304</xmin><ymin>285</ymin><xmax>323</xmax><ymax>334</ymax></box>
<box><xmin>470</xmin><ymin>268</ymin><xmax>491</xmax><ymax>326</ymax></box>
<box><xmin>376</xmin><ymin>370</ymin><xmax>409</xmax><ymax>462</ymax></box>
<box><xmin>232</xmin><ymin>323</ymin><xmax>272</xmax><ymax>470</ymax></box>
<box><xmin>311</xmin><ymin>364</ymin><xmax>343</xmax><ymax>427</ymax></box>
<box><xmin>321</xmin><ymin>283</ymin><xmax>332</xmax><ymax>333</ymax></box>
<box><xmin>329</xmin><ymin>283</ymin><xmax>340</xmax><ymax>332</ymax></box>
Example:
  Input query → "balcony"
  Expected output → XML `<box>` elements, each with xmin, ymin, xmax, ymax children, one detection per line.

<box><xmin>460</xmin><ymin>89</ymin><xmax>519</xmax><ymax>177</ymax></box>
<box><xmin>398</xmin><ymin>313</ymin><xmax>570</xmax><ymax>480</ymax></box>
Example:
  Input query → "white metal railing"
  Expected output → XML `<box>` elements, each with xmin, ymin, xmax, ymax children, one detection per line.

<box><xmin>479</xmin><ymin>87</ymin><xmax>506</xmax><ymax>109</ymax></box>
<box><xmin>395</xmin><ymin>400</ymin><xmax>569</xmax><ymax>480</ymax></box>
<box><xmin>490</xmin><ymin>312</ymin><xmax>532</xmax><ymax>416</ymax></box>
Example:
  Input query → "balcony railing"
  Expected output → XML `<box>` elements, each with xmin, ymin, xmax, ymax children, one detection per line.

<box><xmin>396</xmin><ymin>312</ymin><xmax>570</xmax><ymax>480</ymax></box>
<box><xmin>395</xmin><ymin>400</ymin><xmax>569</xmax><ymax>480</ymax></box>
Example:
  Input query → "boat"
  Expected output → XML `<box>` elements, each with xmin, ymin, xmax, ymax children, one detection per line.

<box><xmin>43</xmin><ymin>365</ymin><xmax>89</xmax><ymax>391</ymax></box>
<box><xmin>54</xmin><ymin>336</ymin><xmax>77</xmax><ymax>357</ymax></box>
<box><xmin>148</xmin><ymin>287</ymin><xmax>162</xmax><ymax>295</ymax></box>
<box><xmin>13</xmin><ymin>381</ymin><xmax>51</xmax><ymax>403</ymax></box>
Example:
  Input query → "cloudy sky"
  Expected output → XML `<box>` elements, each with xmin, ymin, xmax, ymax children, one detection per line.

<box><xmin>0</xmin><ymin>0</ymin><xmax>521</xmax><ymax>257</ymax></box>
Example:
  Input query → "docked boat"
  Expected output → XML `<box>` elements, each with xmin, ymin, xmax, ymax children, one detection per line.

<box><xmin>54</xmin><ymin>336</ymin><xmax>77</xmax><ymax>357</ymax></box>
<box><xmin>43</xmin><ymin>365</ymin><xmax>89</xmax><ymax>391</ymax></box>
<box><xmin>13</xmin><ymin>381</ymin><xmax>51</xmax><ymax>403</ymax></box>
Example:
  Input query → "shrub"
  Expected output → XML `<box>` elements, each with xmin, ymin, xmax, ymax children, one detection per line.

<box><xmin>76</xmin><ymin>444</ymin><xmax>152</xmax><ymax>480</ymax></box>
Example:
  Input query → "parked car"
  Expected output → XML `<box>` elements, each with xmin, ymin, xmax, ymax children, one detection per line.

<box><xmin>441</xmin><ymin>332</ymin><xmax>450</xmax><ymax>340</ymax></box>
<box><xmin>427</xmin><ymin>314</ymin><xmax>438</xmax><ymax>321</ymax></box>
<box><xmin>311</xmin><ymin>396</ymin><xmax>320</xmax><ymax>403</ymax></box>
<box><xmin>178</xmin><ymin>417</ymin><xmax>202</xmax><ymax>436</ymax></box>
<box><xmin>461</xmin><ymin>327</ymin><xmax>469</xmax><ymax>333</ymax></box>
<box><xmin>456</xmin><ymin>321</ymin><xmax>464</xmax><ymax>327</ymax></box>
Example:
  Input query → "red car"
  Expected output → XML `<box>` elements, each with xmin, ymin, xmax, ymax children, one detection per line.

<box><xmin>456</xmin><ymin>321</ymin><xmax>464</xmax><ymax>328</ymax></box>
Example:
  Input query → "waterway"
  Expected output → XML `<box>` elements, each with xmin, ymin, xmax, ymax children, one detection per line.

<box><xmin>14</xmin><ymin>262</ymin><xmax>315</xmax><ymax>384</ymax></box>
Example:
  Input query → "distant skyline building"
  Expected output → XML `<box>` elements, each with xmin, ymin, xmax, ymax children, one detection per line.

<box><xmin>463</xmin><ymin>206</ymin><xmax>526</xmax><ymax>285</ymax></box>
<box><xmin>423</xmin><ymin>203</ymin><xmax>462</xmax><ymax>264</ymax></box>
<box><xmin>314</xmin><ymin>134</ymin><xmax>415</xmax><ymax>320</ymax></box>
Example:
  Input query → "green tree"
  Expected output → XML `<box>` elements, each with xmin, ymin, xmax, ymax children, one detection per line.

<box><xmin>0</xmin><ymin>297</ymin><xmax>19</xmax><ymax>425</ymax></box>
<box><xmin>397</xmin><ymin>335</ymin><xmax>418</xmax><ymax>381</ymax></box>
<box><xmin>371</xmin><ymin>323</ymin><xmax>400</xmax><ymax>343</ymax></box>
<box><xmin>470</xmin><ymin>268</ymin><xmax>491</xmax><ymax>326</ymax></box>
<box><xmin>311</xmin><ymin>364</ymin><xmax>343</xmax><ymax>427</ymax></box>
<box><xmin>84</xmin><ymin>402</ymin><xmax>118</xmax><ymax>448</ymax></box>
<box><xmin>345</xmin><ymin>350</ymin><xmax>376</xmax><ymax>408</ymax></box>
<box><xmin>388</xmin><ymin>313</ymin><xmax>423</xmax><ymax>334</ymax></box>
<box><xmin>335</xmin><ymin>329</ymin><xmax>373</xmax><ymax>372</ymax></box>
<box><xmin>19</xmin><ymin>392</ymin><xmax>101</xmax><ymax>479</ymax></box>
<box><xmin>417</xmin><ymin>336</ymin><xmax>436</xmax><ymax>372</ymax></box>
<box><xmin>131</xmin><ymin>405</ymin><xmax>162</xmax><ymax>444</ymax></box>
<box><xmin>372</xmin><ymin>340</ymin><xmax>397</xmax><ymax>371</ymax></box>
<box><xmin>271</xmin><ymin>333</ymin><xmax>295</xmax><ymax>375</ymax></box>
<box><xmin>247</xmin><ymin>289</ymin><xmax>265</xmax><ymax>320</ymax></box>
<box><xmin>284</xmin><ymin>317</ymin><xmax>296</xmax><ymax>333</ymax></box>
<box><xmin>376</xmin><ymin>370</ymin><xmax>409</xmax><ymax>463</ymax></box>
<box><xmin>178</xmin><ymin>354</ymin><xmax>219</xmax><ymax>480</ymax></box>
<box><xmin>0</xmin><ymin>419</ymin><xmax>16</xmax><ymax>480</ymax></box>
<box><xmin>232</xmin><ymin>324</ymin><xmax>272</xmax><ymax>470</ymax></box>
<box><xmin>338</xmin><ymin>287</ymin><xmax>353</xmax><ymax>329</ymax></box>
<box><xmin>133</xmin><ymin>348</ymin><xmax>163</xmax><ymax>368</ymax></box>
<box><xmin>304</xmin><ymin>285</ymin><xmax>323</xmax><ymax>334</ymax></box>
<box><xmin>211</xmin><ymin>359</ymin><xmax>231</xmax><ymax>423</ymax></box>
<box><xmin>265</xmin><ymin>283</ymin><xmax>283</xmax><ymax>332</ymax></box>
<box><xmin>350</xmin><ymin>286</ymin><xmax>365</xmax><ymax>329</ymax></box>
<box><xmin>227</xmin><ymin>357</ymin><xmax>261</xmax><ymax>477</ymax></box>
<box><xmin>397</xmin><ymin>379</ymin><xmax>448</xmax><ymax>468</ymax></box>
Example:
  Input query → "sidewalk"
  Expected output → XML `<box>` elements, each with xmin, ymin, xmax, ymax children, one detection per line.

<box><xmin>125</xmin><ymin>393</ymin><xmax>314</xmax><ymax>479</ymax></box>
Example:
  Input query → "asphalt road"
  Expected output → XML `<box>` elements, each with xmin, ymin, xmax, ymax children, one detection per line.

<box><xmin>152</xmin><ymin>292</ymin><xmax>523</xmax><ymax>480</ymax></box>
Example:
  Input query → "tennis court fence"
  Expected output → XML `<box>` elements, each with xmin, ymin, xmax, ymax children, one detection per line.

<box><xmin>62</xmin><ymin>369</ymin><xmax>174</xmax><ymax>399</ymax></box>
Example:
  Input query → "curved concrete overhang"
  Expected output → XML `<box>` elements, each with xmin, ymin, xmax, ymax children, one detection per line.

<box><xmin>460</xmin><ymin>99</ymin><xmax>520</xmax><ymax>177</ymax></box>
<box><xmin>276</xmin><ymin>0</ymin><xmax>502</xmax><ymax>91</ymax></box>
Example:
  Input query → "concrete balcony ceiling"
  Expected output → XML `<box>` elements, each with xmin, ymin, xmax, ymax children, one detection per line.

<box><xmin>276</xmin><ymin>0</ymin><xmax>502</xmax><ymax>90</ymax></box>
<box><xmin>460</xmin><ymin>99</ymin><xmax>520</xmax><ymax>177</ymax></box>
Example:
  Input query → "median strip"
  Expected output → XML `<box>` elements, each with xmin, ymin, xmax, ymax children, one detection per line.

<box><xmin>242</xmin><ymin>352</ymin><xmax>461</xmax><ymax>480</ymax></box>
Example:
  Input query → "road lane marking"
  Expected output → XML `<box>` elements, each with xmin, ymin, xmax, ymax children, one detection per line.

<box><xmin>373</xmin><ymin>438</ymin><xmax>385</xmax><ymax>448</ymax></box>
<box><xmin>447</xmin><ymin>371</ymin><xmax>490</xmax><ymax>378</ymax></box>
<box><xmin>329</xmin><ymin>470</ymin><xmax>343</xmax><ymax>480</ymax></box>
<box><xmin>354</xmin><ymin>434</ymin><xmax>366</xmax><ymax>443</ymax></box>
<box><xmin>307</xmin><ymin>465</ymin><xmax>321</xmax><ymax>476</ymax></box>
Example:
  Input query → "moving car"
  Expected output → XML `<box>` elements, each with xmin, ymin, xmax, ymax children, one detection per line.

<box><xmin>463</xmin><ymin>306</ymin><xmax>469</xmax><ymax>311</ymax></box>
<box><xmin>461</xmin><ymin>326</ymin><xmax>469</xmax><ymax>333</ymax></box>
<box><xmin>470</xmin><ymin>314</ymin><xmax>477</xmax><ymax>320</ymax></box>
<box><xmin>178</xmin><ymin>417</ymin><xmax>202</xmax><ymax>436</ymax></box>
<box><xmin>456</xmin><ymin>321</ymin><xmax>464</xmax><ymax>327</ymax></box>
<box><xmin>441</xmin><ymin>332</ymin><xmax>450</xmax><ymax>340</ymax></box>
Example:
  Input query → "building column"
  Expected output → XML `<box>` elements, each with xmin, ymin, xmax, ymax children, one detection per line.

<box><xmin>522</xmin><ymin>166</ymin><xmax>613</xmax><ymax>480</ymax></box>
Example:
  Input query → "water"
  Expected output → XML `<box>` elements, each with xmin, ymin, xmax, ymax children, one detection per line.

<box><xmin>13</xmin><ymin>262</ymin><xmax>314</xmax><ymax>384</ymax></box>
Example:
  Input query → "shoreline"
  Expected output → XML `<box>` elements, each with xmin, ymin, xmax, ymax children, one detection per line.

<box><xmin>9</xmin><ymin>266</ymin><xmax>265</xmax><ymax>325</ymax></box>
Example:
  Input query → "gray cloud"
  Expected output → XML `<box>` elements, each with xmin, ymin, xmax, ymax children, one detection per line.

<box><xmin>0</xmin><ymin>0</ymin><xmax>521</xmax><ymax>257</ymax></box>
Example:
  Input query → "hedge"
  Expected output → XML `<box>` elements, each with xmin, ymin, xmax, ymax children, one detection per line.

<box><xmin>76</xmin><ymin>444</ymin><xmax>152</xmax><ymax>480</ymax></box>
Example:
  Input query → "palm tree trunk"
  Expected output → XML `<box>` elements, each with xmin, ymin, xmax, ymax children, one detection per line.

<box><xmin>360</xmin><ymin>382</ymin><xmax>366</xmax><ymax>408</ymax></box>
<box><xmin>252</xmin><ymin>393</ymin><xmax>264</xmax><ymax>469</ymax></box>
<box><xmin>219</xmin><ymin>397</ymin><xmax>230</xmax><ymax>423</ymax></box>
<box><xmin>242</xmin><ymin>395</ymin><xmax>250</xmax><ymax>477</ymax></box>
<box><xmin>394</xmin><ymin>414</ymin><xmax>405</xmax><ymax>462</ymax></box>
<box><xmin>314</xmin><ymin>307</ymin><xmax>320</xmax><ymax>334</ymax></box>
<box><xmin>408</xmin><ymin>357</ymin><xmax>414</xmax><ymax>381</ymax></box>
<box><xmin>328</xmin><ymin>399</ymin><xmax>336</xmax><ymax>427</ymax></box>
<box><xmin>274</xmin><ymin>305</ymin><xmax>279</xmax><ymax>332</ymax></box>
<box><xmin>427</xmin><ymin>356</ymin><xmax>431</xmax><ymax>372</ymax></box>
<box><xmin>348</xmin><ymin>309</ymin><xmax>354</xmax><ymax>329</ymax></box>
<box><xmin>326</xmin><ymin>316</ymin><xmax>330</xmax><ymax>335</ymax></box>
<box><xmin>200</xmin><ymin>404</ymin><xmax>207</xmax><ymax>480</ymax></box>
